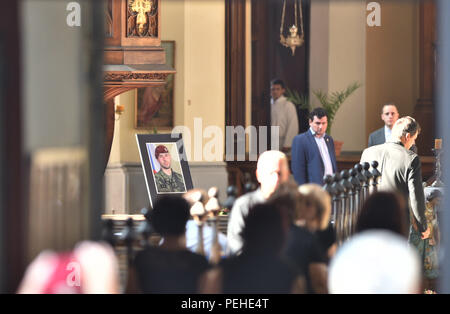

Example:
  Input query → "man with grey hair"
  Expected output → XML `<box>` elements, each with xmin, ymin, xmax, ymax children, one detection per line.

<box><xmin>361</xmin><ymin>116</ymin><xmax>430</xmax><ymax>241</ymax></box>
<box><xmin>227</xmin><ymin>150</ymin><xmax>290</xmax><ymax>255</ymax></box>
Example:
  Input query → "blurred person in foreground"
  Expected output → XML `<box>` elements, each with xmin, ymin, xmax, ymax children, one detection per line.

<box><xmin>270</xmin><ymin>182</ymin><xmax>334</xmax><ymax>294</ymax></box>
<box><xmin>328</xmin><ymin>230</ymin><xmax>422</xmax><ymax>294</ymax></box>
<box><xmin>355</xmin><ymin>191</ymin><xmax>409</xmax><ymax>238</ymax></box>
<box><xmin>200</xmin><ymin>203</ymin><xmax>305</xmax><ymax>294</ymax></box>
<box><xmin>18</xmin><ymin>241</ymin><xmax>120</xmax><ymax>294</ymax></box>
<box><xmin>183</xmin><ymin>188</ymin><xmax>228</xmax><ymax>262</ymax></box>
<box><xmin>132</xmin><ymin>195</ymin><xmax>210</xmax><ymax>293</ymax></box>
<box><xmin>227</xmin><ymin>150</ymin><xmax>290</xmax><ymax>255</ymax></box>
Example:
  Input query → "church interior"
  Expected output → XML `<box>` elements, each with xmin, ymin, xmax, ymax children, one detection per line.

<box><xmin>1</xmin><ymin>0</ymin><xmax>450</xmax><ymax>295</ymax></box>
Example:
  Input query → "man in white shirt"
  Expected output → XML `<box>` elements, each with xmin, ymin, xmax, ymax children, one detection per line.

<box><xmin>270</xmin><ymin>79</ymin><xmax>299</xmax><ymax>152</ymax></box>
<box><xmin>368</xmin><ymin>103</ymin><xmax>399</xmax><ymax>147</ymax></box>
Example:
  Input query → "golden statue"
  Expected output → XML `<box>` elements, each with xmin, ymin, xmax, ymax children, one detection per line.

<box><xmin>280</xmin><ymin>24</ymin><xmax>304</xmax><ymax>56</ymax></box>
<box><xmin>130</xmin><ymin>0</ymin><xmax>153</xmax><ymax>36</ymax></box>
<box><xmin>279</xmin><ymin>0</ymin><xmax>305</xmax><ymax>56</ymax></box>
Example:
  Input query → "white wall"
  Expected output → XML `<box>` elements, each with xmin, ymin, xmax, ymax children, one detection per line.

<box><xmin>310</xmin><ymin>0</ymin><xmax>366</xmax><ymax>152</ymax></box>
<box><xmin>327</xmin><ymin>0</ymin><xmax>366</xmax><ymax>152</ymax></box>
<box><xmin>365</xmin><ymin>0</ymin><xmax>419</xmax><ymax>138</ymax></box>
<box><xmin>310</xmin><ymin>0</ymin><xmax>419</xmax><ymax>152</ymax></box>
<box><xmin>310</xmin><ymin>0</ymin><xmax>330</xmax><ymax>99</ymax></box>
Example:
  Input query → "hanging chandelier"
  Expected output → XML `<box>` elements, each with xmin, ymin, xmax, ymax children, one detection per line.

<box><xmin>280</xmin><ymin>0</ymin><xmax>305</xmax><ymax>56</ymax></box>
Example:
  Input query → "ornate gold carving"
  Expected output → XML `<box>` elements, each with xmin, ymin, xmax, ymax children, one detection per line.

<box><xmin>127</xmin><ymin>0</ymin><xmax>158</xmax><ymax>38</ymax></box>
<box><xmin>279</xmin><ymin>0</ymin><xmax>305</xmax><ymax>56</ymax></box>
<box><xmin>131</xmin><ymin>0</ymin><xmax>151</xmax><ymax>34</ymax></box>
<box><xmin>280</xmin><ymin>24</ymin><xmax>304</xmax><ymax>56</ymax></box>
<box><xmin>104</xmin><ymin>72</ymin><xmax>169</xmax><ymax>82</ymax></box>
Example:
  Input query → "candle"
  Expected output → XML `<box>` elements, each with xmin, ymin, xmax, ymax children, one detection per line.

<box><xmin>435</xmin><ymin>138</ymin><xmax>442</xmax><ymax>150</ymax></box>
<box><xmin>116</xmin><ymin>105</ymin><xmax>125</xmax><ymax>114</ymax></box>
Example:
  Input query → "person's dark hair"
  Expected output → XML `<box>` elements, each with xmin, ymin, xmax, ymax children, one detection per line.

<box><xmin>381</xmin><ymin>102</ymin><xmax>398</xmax><ymax>114</ymax></box>
<box><xmin>270</xmin><ymin>78</ymin><xmax>286</xmax><ymax>89</ymax></box>
<box><xmin>355</xmin><ymin>192</ymin><xmax>408</xmax><ymax>238</ymax></box>
<box><xmin>309</xmin><ymin>107</ymin><xmax>328</xmax><ymax>121</ymax></box>
<box><xmin>267</xmin><ymin>180</ymin><xmax>301</xmax><ymax>223</ymax></box>
<box><xmin>150</xmin><ymin>195</ymin><xmax>190</xmax><ymax>236</ymax></box>
<box><xmin>241</xmin><ymin>203</ymin><xmax>289</xmax><ymax>255</ymax></box>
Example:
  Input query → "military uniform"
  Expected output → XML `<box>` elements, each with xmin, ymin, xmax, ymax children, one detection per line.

<box><xmin>154</xmin><ymin>169</ymin><xmax>186</xmax><ymax>193</ymax></box>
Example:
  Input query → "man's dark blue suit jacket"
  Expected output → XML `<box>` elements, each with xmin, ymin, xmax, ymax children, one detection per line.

<box><xmin>291</xmin><ymin>130</ymin><xmax>338</xmax><ymax>185</ymax></box>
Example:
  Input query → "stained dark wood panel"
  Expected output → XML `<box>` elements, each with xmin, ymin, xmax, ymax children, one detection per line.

<box><xmin>251</xmin><ymin>0</ymin><xmax>310</xmax><ymax>149</ymax></box>
<box><xmin>226</xmin><ymin>0</ymin><xmax>310</xmax><ymax>189</ymax></box>
<box><xmin>225</xmin><ymin>0</ymin><xmax>247</xmax><ymax>128</ymax></box>
<box><xmin>225</xmin><ymin>0</ymin><xmax>310</xmax><ymax>145</ymax></box>
<box><xmin>0</xmin><ymin>0</ymin><xmax>24</xmax><ymax>293</ymax></box>
<box><xmin>414</xmin><ymin>0</ymin><xmax>436</xmax><ymax>156</ymax></box>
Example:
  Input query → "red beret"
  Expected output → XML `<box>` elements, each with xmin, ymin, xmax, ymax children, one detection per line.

<box><xmin>155</xmin><ymin>145</ymin><xmax>169</xmax><ymax>159</ymax></box>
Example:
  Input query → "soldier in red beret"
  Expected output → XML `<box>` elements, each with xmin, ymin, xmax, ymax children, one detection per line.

<box><xmin>154</xmin><ymin>145</ymin><xmax>186</xmax><ymax>193</ymax></box>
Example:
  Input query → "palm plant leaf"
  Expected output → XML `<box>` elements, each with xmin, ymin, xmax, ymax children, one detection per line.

<box><xmin>312</xmin><ymin>81</ymin><xmax>361</xmax><ymax>134</ymax></box>
<box><xmin>285</xmin><ymin>87</ymin><xmax>310</xmax><ymax>111</ymax></box>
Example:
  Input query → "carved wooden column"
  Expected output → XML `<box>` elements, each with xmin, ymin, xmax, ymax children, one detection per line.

<box><xmin>251</xmin><ymin>0</ymin><xmax>310</xmax><ymax>139</ymax></box>
<box><xmin>225</xmin><ymin>0</ymin><xmax>249</xmax><ymax>195</ymax></box>
<box><xmin>226</xmin><ymin>0</ymin><xmax>246</xmax><ymax>129</ymax></box>
<box><xmin>414</xmin><ymin>0</ymin><xmax>436</xmax><ymax>156</ymax></box>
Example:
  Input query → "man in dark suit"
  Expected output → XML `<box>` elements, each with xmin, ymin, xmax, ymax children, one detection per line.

<box><xmin>368</xmin><ymin>103</ymin><xmax>399</xmax><ymax>147</ymax></box>
<box><xmin>291</xmin><ymin>107</ymin><xmax>338</xmax><ymax>185</ymax></box>
<box><xmin>360</xmin><ymin>116</ymin><xmax>430</xmax><ymax>241</ymax></box>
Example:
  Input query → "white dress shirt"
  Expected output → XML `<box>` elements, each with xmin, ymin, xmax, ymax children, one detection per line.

<box><xmin>310</xmin><ymin>128</ymin><xmax>334</xmax><ymax>176</ymax></box>
<box><xmin>384</xmin><ymin>125</ymin><xmax>393</xmax><ymax>142</ymax></box>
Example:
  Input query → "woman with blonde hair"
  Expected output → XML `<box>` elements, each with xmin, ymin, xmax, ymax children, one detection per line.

<box><xmin>298</xmin><ymin>184</ymin><xmax>337</xmax><ymax>261</ymax></box>
<box><xmin>296</xmin><ymin>184</ymin><xmax>332</xmax><ymax>230</ymax></box>
<box><xmin>270</xmin><ymin>182</ymin><xmax>335</xmax><ymax>294</ymax></box>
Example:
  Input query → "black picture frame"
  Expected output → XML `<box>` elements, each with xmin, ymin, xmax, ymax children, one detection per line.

<box><xmin>136</xmin><ymin>133</ymin><xmax>193</xmax><ymax>207</ymax></box>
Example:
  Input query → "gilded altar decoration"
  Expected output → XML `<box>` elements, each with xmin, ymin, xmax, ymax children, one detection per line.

<box><xmin>280</xmin><ymin>0</ymin><xmax>305</xmax><ymax>56</ymax></box>
<box><xmin>127</xmin><ymin>0</ymin><xmax>158</xmax><ymax>37</ymax></box>
<box><xmin>104</xmin><ymin>72</ymin><xmax>169</xmax><ymax>82</ymax></box>
<box><xmin>432</xmin><ymin>138</ymin><xmax>444</xmax><ymax>187</ymax></box>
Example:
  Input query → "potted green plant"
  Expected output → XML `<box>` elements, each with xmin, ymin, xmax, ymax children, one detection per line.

<box><xmin>312</xmin><ymin>82</ymin><xmax>361</xmax><ymax>135</ymax></box>
<box><xmin>285</xmin><ymin>88</ymin><xmax>310</xmax><ymax>112</ymax></box>
<box><xmin>286</xmin><ymin>81</ymin><xmax>361</xmax><ymax>156</ymax></box>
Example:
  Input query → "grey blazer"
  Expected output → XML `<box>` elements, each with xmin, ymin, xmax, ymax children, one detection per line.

<box><xmin>360</xmin><ymin>142</ymin><xmax>427</xmax><ymax>233</ymax></box>
<box><xmin>368</xmin><ymin>126</ymin><xmax>419</xmax><ymax>153</ymax></box>
<box><xmin>368</xmin><ymin>127</ymin><xmax>385</xmax><ymax>147</ymax></box>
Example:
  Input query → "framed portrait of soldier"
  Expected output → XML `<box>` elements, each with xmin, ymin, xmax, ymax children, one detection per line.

<box><xmin>136</xmin><ymin>133</ymin><xmax>193</xmax><ymax>207</ymax></box>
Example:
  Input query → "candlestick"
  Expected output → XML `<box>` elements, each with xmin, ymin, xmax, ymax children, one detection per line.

<box><xmin>115</xmin><ymin>105</ymin><xmax>125</xmax><ymax>115</ymax></box>
<box><xmin>431</xmin><ymin>140</ymin><xmax>444</xmax><ymax>187</ymax></box>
